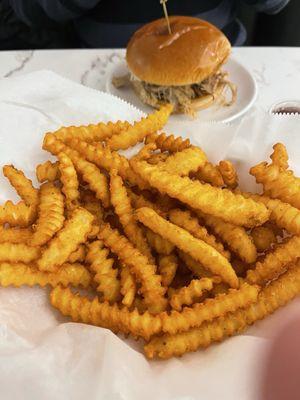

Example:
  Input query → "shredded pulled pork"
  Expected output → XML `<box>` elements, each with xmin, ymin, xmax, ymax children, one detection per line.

<box><xmin>113</xmin><ymin>72</ymin><xmax>237</xmax><ymax>116</ymax></box>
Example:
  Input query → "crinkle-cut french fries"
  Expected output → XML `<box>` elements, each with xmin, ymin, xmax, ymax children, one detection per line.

<box><xmin>0</xmin><ymin>226</ymin><xmax>32</xmax><ymax>244</ymax></box>
<box><xmin>58</xmin><ymin>152</ymin><xmax>80</xmax><ymax>210</ymax></box>
<box><xmin>53</xmin><ymin>120</ymin><xmax>130</xmax><ymax>143</ymax></box>
<box><xmin>1</xmin><ymin>106</ymin><xmax>300</xmax><ymax>360</ymax></box>
<box><xmin>86</xmin><ymin>240</ymin><xmax>120</xmax><ymax>303</ymax></box>
<box><xmin>145</xmin><ymin>132</ymin><xmax>190</xmax><ymax>153</ymax></box>
<box><xmin>110</xmin><ymin>169</ymin><xmax>153</xmax><ymax>262</ymax></box>
<box><xmin>246</xmin><ymin>235</ymin><xmax>300</xmax><ymax>285</ymax></box>
<box><xmin>136</xmin><ymin>207</ymin><xmax>238</xmax><ymax>288</ymax></box>
<box><xmin>270</xmin><ymin>142</ymin><xmax>289</xmax><ymax>170</ymax></box>
<box><xmin>0</xmin><ymin>243</ymin><xmax>40</xmax><ymax>263</ymax></box>
<box><xmin>3</xmin><ymin>165</ymin><xmax>38</xmax><ymax>207</ymax></box>
<box><xmin>37</xmin><ymin>207</ymin><xmax>94</xmax><ymax>272</ymax></box>
<box><xmin>0</xmin><ymin>262</ymin><xmax>91</xmax><ymax>288</ymax></box>
<box><xmin>106</xmin><ymin>104</ymin><xmax>173</xmax><ymax>150</ymax></box>
<box><xmin>177</xmin><ymin>251</ymin><xmax>213</xmax><ymax>278</ymax></box>
<box><xmin>158</xmin><ymin>254</ymin><xmax>178</xmax><ymax>287</ymax></box>
<box><xmin>30</xmin><ymin>182</ymin><xmax>65</xmax><ymax>247</ymax></box>
<box><xmin>145</xmin><ymin>262</ymin><xmax>300</xmax><ymax>359</ymax></box>
<box><xmin>156</xmin><ymin>146</ymin><xmax>207</xmax><ymax>176</ymax></box>
<box><xmin>98</xmin><ymin>223</ymin><xmax>167</xmax><ymax>314</ymax></box>
<box><xmin>218</xmin><ymin>160</ymin><xmax>238</xmax><ymax>189</ymax></box>
<box><xmin>131</xmin><ymin>160</ymin><xmax>270</xmax><ymax>227</ymax></box>
<box><xmin>250</xmin><ymin>226</ymin><xmax>276</xmax><ymax>253</ymax></box>
<box><xmin>240</xmin><ymin>192</ymin><xmax>300</xmax><ymax>236</ymax></box>
<box><xmin>197</xmin><ymin>211</ymin><xmax>257</xmax><ymax>264</ymax></box>
<box><xmin>120</xmin><ymin>264</ymin><xmax>136</xmax><ymax>307</ymax></box>
<box><xmin>161</xmin><ymin>282</ymin><xmax>258</xmax><ymax>335</ymax></box>
<box><xmin>193</xmin><ymin>161</ymin><xmax>224</xmax><ymax>187</ymax></box>
<box><xmin>0</xmin><ymin>200</ymin><xmax>36</xmax><ymax>227</ymax></box>
<box><xmin>250</xmin><ymin>160</ymin><xmax>300</xmax><ymax>209</ymax></box>
<box><xmin>43</xmin><ymin>135</ymin><xmax>110</xmax><ymax>208</ymax></box>
<box><xmin>168</xmin><ymin>209</ymin><xmax>230</xmax><ymax>259</ymax></box>
<box><xmin>169</xmin><ymin>277</ymin><xmax>215</xmax><ymax>311</ymax></box>
<box><xmin>50</xmin><ymin>285</ymin><xmax>162</xmax><ymax>340</ymax></box>
<box><xmin>36</xmin><ymin>161</ymin><xmax>60</xmax><ymax>183</ymax></box>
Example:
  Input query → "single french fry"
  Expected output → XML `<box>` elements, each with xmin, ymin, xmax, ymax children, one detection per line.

<box><xmin>86</xmin><ymin>240</ymin><xmax>120</xmax><ymax>303</ymax></box>
<box><xmin>106</xmin><ymin>104</ymin><xmax>173</xmax><ymax>150</ymax></box>
<box><xmin>251</xmin><ymin>226</ymin><xmax>276</xmax><ymax>253</ymax></box>
<box><xmin>218</xmin><ymin>160</ymin><xmax>238</xmax><ymax>189</ymax></box>
<box><xmin>270</xmin><ymin>143</ymin><xmax>288</xmax><ymax>170</ymax></box>
<box><xmin>50</xmin><ymin>285</ymin><xmax>162</xmax><ymax>340</ymax></box>
<box><xmin>0</xmin><ymin>200</ymin><xmax>35</xmax><ymax>227</ymax></box>
<box><xmin>169</xmin><ymin>277</ymin><xmax>215</xmax><ymax>311</ymax></box>
<box><xmin>36</xmin><ymin>161</ymin><xmax>59</xmax><ymax>183</ymax></box>
<box><xmin>58</xmin><ymin>152</ymin><xmax>80</xmax><ymax>210</ymax></box>
<box><xmin>0</xmin><ymin>243</ymin><xmax>40</xmax><ymax>263</ymax></box>
<box><xmin>158</xmin><ymin>254</ymin><xmax>178</xmax><ymax>287</ymax></box>
<box><xmin>193</xmin><ymin>161</ymin><xmax>224</xmax><ymax>187</ymax></box>
<box><xmin>0</xmin><ymin>262</ymin><xmax>91</xmax><ymax>288</ymax></box>
<box><xmin>246</xmin><ymin>235</ymin><xmax>300</xmax><ymax>285</ymax></box>
<box><xmin>145</xmin><ymin>132</ymin><xmax>190</xmax><ymax>153</ymax></box>
<box><xmin>3</xmin><ymin>165</ymin><xmax>38</xmax><ymax>207</ymax></box>
<box><xmin>0</xmin><ymin>226</ymin><xmax>32</xmax><ymax>243</ymax></box>
<box><xmin>120</xmin><ymin>264</ymin><xmax>136</xmax><ymax>307</ymax></box>
<box><xmin>157</xmin><ymin>146</ymin><xmax>207</xmax><ymax>176</ymax></box>
<box><xmin>30</xmin><ymin>182</ymin><xmax>65</xmax><ymax>246</ymax></box>
<box><xmin>53</xmin><ymin>120</ymin><xmax>130</xmax><ymax>143</ymax></box>
<box><xmin>67</xmin><ymin>244</ymin><xmax>86</xmax><ymax>263</ymax></box>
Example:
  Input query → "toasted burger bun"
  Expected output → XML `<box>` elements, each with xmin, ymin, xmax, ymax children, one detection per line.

<box><xmin>126</xmin><ymin>16</ymin><xmax>231</xmax><ymax>86</ymax></box>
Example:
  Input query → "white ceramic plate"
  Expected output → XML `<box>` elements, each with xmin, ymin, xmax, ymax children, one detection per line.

<box><xmin>105</xmin><ymin>57</ymin><xmax>257</xmax><ymax>123</ymax></box>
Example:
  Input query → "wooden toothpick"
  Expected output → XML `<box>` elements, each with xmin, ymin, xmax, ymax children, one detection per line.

<box><xmin>160</xmin><ymin>0</ymin><xmax>172</xmax><ymax>34</ymax></box>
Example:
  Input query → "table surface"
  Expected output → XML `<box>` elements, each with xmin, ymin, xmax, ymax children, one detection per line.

<box><xmin>0</xmin><ymin>47</ymin><xmax>300</xmax><ymax>113</ymax></box>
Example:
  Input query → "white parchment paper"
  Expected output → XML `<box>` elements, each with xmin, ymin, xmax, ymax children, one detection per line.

<box><xmin>0</xmin><ymin>71</ymin><xmax>300</xmax><ymax>400</ymax></box>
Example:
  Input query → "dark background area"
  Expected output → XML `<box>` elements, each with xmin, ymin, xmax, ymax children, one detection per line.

<box><xmin>238</xmin><ymin>0</ymin><xmax>300</xmax><ymax>45</ymax></box>
<box><xmin>0</xmin><ymin>0</ymin><xmax>299</xmax><ymax>49</ymax></box>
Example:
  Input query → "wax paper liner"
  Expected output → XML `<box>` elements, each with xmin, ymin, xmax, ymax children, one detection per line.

<box><xmin>0</xmin><ymin>70</ymin><xmax>300</xmax><ymax>400</ymax></box>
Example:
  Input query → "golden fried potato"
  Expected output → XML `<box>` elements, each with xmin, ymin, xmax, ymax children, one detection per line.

<box><xmin>136</xmin><ymin>207</ymin><xmax>238</xmax><ymax>288</ymax></box>
<box><xmin>132</xmin><ymin>160</ymin><xmax>270</xmax><ymax>227</ymax></box>
<box><xmin>145</xmin><ymin>132</ymin><xmax>190</xmax><ymax>153</ymax></box>
<box><xmin>98</xmin><ymin>223</ymin><xmax>167</xmax><ymax>314</ymax></box>
<box><xmin>36</xmin><ymin>161</ymin><xmax>59</xmax><ymax>183</ymax></box>
<box><xmin>58</xmin><ymin>152</ymin><xmax>80</xmax><ymax>210</ymax></box>
<box><xmin>246</xmin><ymin>236</ymin><xmax>300</xmax><ymax>285</ymax></box>
<box><xmin>0</xmin><ymin>262</ymin><xmax>91</xmax><ymax>288</ymax></box>
<box><xmin>30</xmin><ymin>182</ymin><xmax>65</xmax><ymax>247</ymax></box>
<box><xmin>270</xmin><ymin>143</ymin><xmax>288</xmax><ymax>170</ymax></box>
<box><xmin>86</xmin><ymin>240</ymin><xmax>120</xmax><ymax>303</ymax></box>
<box><xmin>110</xmin><ymin>169</ymin><xmax>153</xmax><ymax>262</ymax></box>
<box><xmin>37</xmin><ymin>207</ymin><xmax>94</xmax><ymax>272</ymax></box>
<box><xmin>106</xmin><ymin>104</ymin><xmax>173</xmax><ymax>150</ymax></box>
<box><xmin>145</xmin><ymin>263</ymin><xmax>300</xmax><ymax>359</ymax></box>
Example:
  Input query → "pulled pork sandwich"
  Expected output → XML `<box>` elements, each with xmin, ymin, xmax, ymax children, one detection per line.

<box><xmin>113</xmin><ymin>16</ymin><xmax>237</xmax><ymax>116</ymax></box>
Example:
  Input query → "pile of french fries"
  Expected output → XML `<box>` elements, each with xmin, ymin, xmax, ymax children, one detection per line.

<box><xmin>1</xmin><ymin>104</ymin><xmax>300</xmax><ymax>359</ymax></box>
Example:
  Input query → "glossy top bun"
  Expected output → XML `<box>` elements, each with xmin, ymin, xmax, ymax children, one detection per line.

<box><xmin>126</xmin><ymin>16</ymin><xmax>231</xmax><ymax>86</ymax></box>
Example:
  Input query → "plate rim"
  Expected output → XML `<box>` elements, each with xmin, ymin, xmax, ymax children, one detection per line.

<box><xmin>104</xmin><ymin>56</ymin><xmax>258</xmax><ymax>124</ymax></box>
